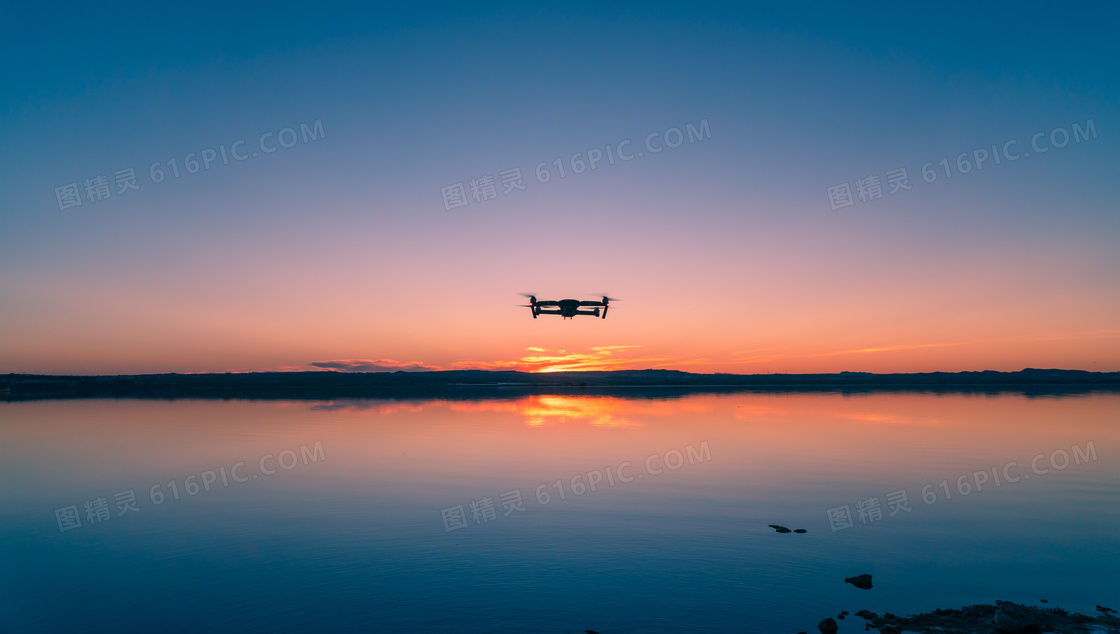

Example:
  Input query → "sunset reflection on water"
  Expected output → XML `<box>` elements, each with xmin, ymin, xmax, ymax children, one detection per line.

<box><xmin>1</xmin><ymin>391</ymin><xmax>1117</xmax><ymax>633</ymax></box>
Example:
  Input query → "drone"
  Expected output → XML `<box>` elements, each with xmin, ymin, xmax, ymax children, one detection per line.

<box><xmin>519</xmin><ymin>295</ymin><xmax>618</xmax><ymax>319</ymax></box>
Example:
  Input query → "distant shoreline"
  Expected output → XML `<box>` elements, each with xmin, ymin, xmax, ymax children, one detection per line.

<box><xmin>2</xmin><ymin>368</ymin><xmax>1119</xmax><ymax>401</ymax></box>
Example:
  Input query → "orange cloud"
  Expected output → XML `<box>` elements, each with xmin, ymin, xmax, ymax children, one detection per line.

<box><xmin>731</xmin><ymin>329</ymin><xmax>1120</xmax><ymax>367</ymax></box>
<box><xmin>285</xmin><ymin>329</ymin><xmax>1119</xmax><ymax>377</ymax></box>
<box><xmin>1024</xmin><ymin>329</ymin><xmax>1120</xmax><ymax>342</ymax></box>
<box><xmin>731</xmin><ymin>342</ymin><xmax>961</xmax><ymax>365</ymax></box>
<box><xmin>450</xmin><ymin>345</ymin><xmax>680</xmax><ymax>373</ymax></box>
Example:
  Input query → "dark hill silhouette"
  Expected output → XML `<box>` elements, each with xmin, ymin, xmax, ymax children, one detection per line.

<box><xmin>2</xmin><ymin>368</ymin><xmax>1118</xmax><ymax>401</ymax></box>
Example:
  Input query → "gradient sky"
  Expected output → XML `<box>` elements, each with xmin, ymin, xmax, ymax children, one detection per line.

<box><xmin>2</xmin><ymin>2</ymin><xmax>1118</xmax><ymax>374</ymax></box>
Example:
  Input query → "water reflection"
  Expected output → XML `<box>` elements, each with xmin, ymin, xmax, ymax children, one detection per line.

<box><xmin>310</xmin><ymin>394</ymin><xmax>714</xmax><ymax>427</ymax></box>
<box><xmin>0</xmin><ymin>392</ymin><xmax>1117</xmax><ymax>633</ymax></box>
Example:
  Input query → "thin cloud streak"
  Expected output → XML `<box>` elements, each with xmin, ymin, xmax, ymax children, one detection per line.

<box><xmin>293</xmin><ymin>329</ymin><xmax>1120</xmax><ymax>375</ymax></box>
<box><xmin>733</xmin><ymin>342</ymin><xmax>965</xmax><ymax>365</ymax></box>
<box><xmin>310</xmin><ymin>359</ymin><xmax>441</xmax><ymax>372</ymax></box>
<box><xmin>303</xmin><ymin>346</ymin><xmax>706</xmax><ymax>374</ymax></box>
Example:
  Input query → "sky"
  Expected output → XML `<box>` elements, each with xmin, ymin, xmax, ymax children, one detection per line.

<box><xmin>1</xmin><ymin>2</ymin><xmax>1118</xmax><ymax>374</ymax></box>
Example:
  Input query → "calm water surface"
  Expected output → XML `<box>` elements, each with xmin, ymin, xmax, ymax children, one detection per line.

<box><xmin>1</xmin><ymin>392</ymin><xmax>1117</xmax><ymax>633</ymax></box>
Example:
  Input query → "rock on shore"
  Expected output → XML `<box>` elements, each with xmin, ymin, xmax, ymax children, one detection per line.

<box><xmin>855</xmin><ymin>600</ymin><xmax>1120</xmax><ymax>633</ymax></box>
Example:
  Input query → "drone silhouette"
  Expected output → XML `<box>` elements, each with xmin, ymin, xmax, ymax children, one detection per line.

<box><xmin>519</xmin><ymin>295</ymin><xmax>618</xmax><ymax>319</ymax></box>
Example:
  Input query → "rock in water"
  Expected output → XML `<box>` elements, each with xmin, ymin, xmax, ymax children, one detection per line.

<box><xmin>818</xmin><ymin>617</ymin><xmax>839</xmax><ymax>633</ymax></box>
<box><xmin>992</xmin><ymin>601</ymin><xmax>1043</xmax><ymax>632</ymax></box>
<box><xmin>844</xmin><ymin>574</ymin><xmax>873</xmax><ymax>590</ymax></box>
<box><xmin>854</xmin><ymin>610</ymin><xmax>877</xmax><ymax>620</ymax></box>
<box><xmin>794</xmin><ymin>528</ymin><xmax>807</xmax><ymax>533</ymax></box>
<box><xmin>768</xmin><ymin>524</ymin><xmax>792</xmax><ymax>533</ymax></box>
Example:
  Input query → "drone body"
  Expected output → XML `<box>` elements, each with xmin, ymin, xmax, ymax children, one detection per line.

<box><xmin>520</xmin><ymin>295</ymin><xmax>617</xmax><ymax>319</ymax></box>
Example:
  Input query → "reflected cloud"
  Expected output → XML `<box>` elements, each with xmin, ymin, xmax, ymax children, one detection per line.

<box><xmin>733</xmin><ymin>404</ymin><xmax>790</xmax><ymax>419</ymax></box>
<box><xmin>309</xmin><ymin>401</ymin><xmax>426</xmax><ymax>415</ymax></box>
<box><xmin>308</xmin><ymin>394</ymin><xmax>716</xmax><ymax>428</ymax></box>
<box><xmin>450</xmin><ymin>396</ymin><xmax>645</xmax><ymax>427</ymax></box>
<box><xmin>837</xmin><ymin>411</ymin><xmax>943</xmax><ymax>425</ymax></box>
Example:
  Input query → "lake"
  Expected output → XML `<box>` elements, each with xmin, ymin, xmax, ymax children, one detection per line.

<box><xmin>1</xmin><ymin>391</ymin><xmax>1116</xmax><ymax>632</ymax></box>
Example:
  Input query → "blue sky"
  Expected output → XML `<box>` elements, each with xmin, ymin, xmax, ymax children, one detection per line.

<box><xmin>1</xmin><ymin>2</ymin><xmax>1117</xmax><ymax>374</ymax></box>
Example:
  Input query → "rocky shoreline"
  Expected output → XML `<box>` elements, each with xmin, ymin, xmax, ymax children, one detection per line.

<box><xmin>806</xmin><ymin>600</ymin><xmax>1119</xmax><ymax>633</ymax></box>
<box><xmin>578</xmin><ymin>601</ymin><xmax>1119</xmax><ymax>634</ymax></box>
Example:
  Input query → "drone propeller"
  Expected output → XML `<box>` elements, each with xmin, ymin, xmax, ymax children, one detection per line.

<box><xmin>591</xmin><ymin>295</ymin><xmax>619</xmax><ymax>319</ymax></box>
<box><xmin>517</xmin><ymin>295</ymin><xmax>539</xmax><ymax>319</ymax></box>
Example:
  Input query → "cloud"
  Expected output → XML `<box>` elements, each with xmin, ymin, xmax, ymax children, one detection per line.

<box><xmin>451</xmin><ymin>345</ymin><xmax>684</xmax><ymax>373</ymax></box>
<box><xmin>729</xmin><ymin>329</ymin><xmax>1120</xmax><ymax>367</ymax></box>
<box><xmin>731</xmin><ymin>341</ymin><xmax>961</xmax><ymax>365</ymax></box>
<box><xmin>590</xmin><ymin>345</ymin><xmax>640</xmax><ymax>352</ymax></box>
<box><xmin>1024</xmin><ymin>329</ymin><xmax>1120</xmax><ymax>342</ymax></box>
<box><xmin>309</xmin><ymin>358</ymin><xmax>440</xmax><ymax>372</ymax></box>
